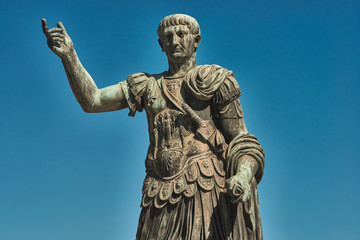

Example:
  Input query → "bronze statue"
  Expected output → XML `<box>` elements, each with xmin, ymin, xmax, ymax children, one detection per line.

<box><xmin>42</xmin><ymin>14</ymin><xmax>265</xmax><ymax>240</ymax></box>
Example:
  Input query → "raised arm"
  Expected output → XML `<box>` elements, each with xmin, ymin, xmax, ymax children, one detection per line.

<box><xmin>42</xmin><ymin>19</ymin><xmax>128</xmax><ymax>113</ymax></box>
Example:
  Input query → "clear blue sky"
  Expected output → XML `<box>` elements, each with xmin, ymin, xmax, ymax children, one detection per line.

<box><xmin>0</xmin><ymin>0</ymin><xmax>359</xmax><ymax>239</ymax></box>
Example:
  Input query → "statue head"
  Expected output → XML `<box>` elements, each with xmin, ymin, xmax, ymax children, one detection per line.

<box><xmin>157</xmin><ymin>14</ymin><xmax>201</xmax><ymax>63</ymax></box>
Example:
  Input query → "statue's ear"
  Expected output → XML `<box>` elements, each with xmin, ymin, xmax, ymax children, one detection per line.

<box><xmin>158</xmin><ymin>38</ymin><xmax>164</xmax><ymax>52</ymax></box>
<box><xmin>194</xmin><ymin>35</ymin><xmax>201</xmax><ymax>48</ymax></box>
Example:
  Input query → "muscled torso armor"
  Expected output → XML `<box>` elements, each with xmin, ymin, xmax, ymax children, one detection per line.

<box><xmin>120</xmin><ymin>65</ymin><xmax>243</xmax><ymax>209</ymax></box>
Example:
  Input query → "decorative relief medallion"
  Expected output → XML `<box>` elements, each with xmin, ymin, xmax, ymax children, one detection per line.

<box><xmin>165</xmin><ymin>78</ymin><xmax>181</xmax><ymax>93</ymax></box>
<box><xmin>197</xmin><ymin>175</ymin><xmax>214</xmax><ymax>191</ymax></box>
<box><xmin>197</xmin><ymin>158</ymin><xmax>214</xmax><ymax>177</ymax></box>
<box><xmin>147</xmin><ymin>179</ymin><xmax>163</xmax><ymax>198</ymax></box>
<box><xmin>185</xmin><ymin>163</ymin><xmax>198</xmax><ymax>182</ymax></box>
<box><xmin>159</xmin><ymin>181</ymin><xmax>173</xmax><ymax>201</ymax></box>
<box><xmin>184</xmin><ymin>182</ymin><xmax>197</xmax><ymax>197</ymax></box>
<box><xmin>174</xmin><ymin>175</ymin><xmax>186</xmax><ymax>194</ymax></box>
<box><xmin>142</xmin><ymin>176</ymin><xmax>154</xmax><ymax>194</ymax></box>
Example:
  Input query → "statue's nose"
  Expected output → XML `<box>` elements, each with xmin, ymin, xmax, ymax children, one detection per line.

<box><xmin>171</xmin><ymin>35</ymin><xmax>180</xmax><ymax>46</ymax></box>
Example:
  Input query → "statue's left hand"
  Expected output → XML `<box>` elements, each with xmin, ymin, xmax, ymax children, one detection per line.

<box><xmin>226</xmin><ymin>174</ymin><xmax>251</xmax><ymax>204</ymax></box>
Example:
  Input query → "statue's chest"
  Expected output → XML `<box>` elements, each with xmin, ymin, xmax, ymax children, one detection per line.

<box><xmin>143</xmin><ymin>77</ymin><xmax>185</xmax><ymax>116</ymax></box>
<box><xmin>143</xmin><ymin>76</ymin><xmax>213</xmax><ymax>123</ymax></box>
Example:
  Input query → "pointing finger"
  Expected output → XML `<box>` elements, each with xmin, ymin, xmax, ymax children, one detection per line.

<box><xmin>57</xmin><ymin>21</ymin><xmax>67</xmax><ymax>33</ymax></box>
<box><xmin>41</xmin><ymin>18</ymin><xmax>48</xmax><ymax>34</ymax></box>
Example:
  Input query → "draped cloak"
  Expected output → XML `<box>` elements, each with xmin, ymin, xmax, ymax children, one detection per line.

<box><xmin>119</xmin><ymin>65</ymin><xmax>265</xmax><ymax>240</ymax></box>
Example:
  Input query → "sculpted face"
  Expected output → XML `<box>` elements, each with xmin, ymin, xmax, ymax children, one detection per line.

<box><xmin>159</xmin><ymin>25</ymin><xmax>200</xmax><ymax>63</ymax></box>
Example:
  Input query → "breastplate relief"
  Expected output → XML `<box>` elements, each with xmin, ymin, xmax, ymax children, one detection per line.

<box><xmin>151</xmin><ymin>109</ymin><xmax>187</xmax><ymax>177</ymax></box>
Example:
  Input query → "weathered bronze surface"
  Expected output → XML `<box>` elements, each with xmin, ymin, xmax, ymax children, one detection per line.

<box><xmin>42</xmin><ymin>14</ymin><xmax>265</xmax><ymax>240</ymax></box>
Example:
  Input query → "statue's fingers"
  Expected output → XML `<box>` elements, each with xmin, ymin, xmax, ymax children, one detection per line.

<box><xmin>230</xmin><ymin>184</ymin><xmax>242</xmax><ymax>203</ymax></box>
<box><xmin>51</xmin><ymin>37</ymin><xmax>65</xmax><ymax>43</ymax></box>
<box><xmin>241</xmin><ymin>189</ymin><xmax>250</xmax><ymax>203</ymax></box>
<box><xmin>226</xmin><ymin>179</ymin><xmax>239</xmax><ymax>203</ymax></box>
<box><xmin>57</xmin><ymin>21</ymin><xmax>67</xmax><ymax>33</ymax></box>
<box><xmin>49</xmin><ymin>33</ymin><xmax>65</xmax><ymax>39</ymax></box>
<box><xmin>41</xmin><ymin>18</ymin><xmax>49</xmax><ymax>34</ymax></box>
<box><xmin>241</xmin><ymin>187</ymin><xmax>251</xmax><ymax>203</ymax></box>
<box><xmin>232</xmin><ymin>185</ymin><xmax>242</xmax><ymax>198</ymax></box>
<box><xmin>51</xmin><ymin>45</ymin><xmax>63</xmax><ymax>53</ymax></box>
<box><xmin>47</xmin><ymin>28</ymin><xmax>63</xmax><ymax>34</ymax></box>
<box><xmin>231</xmin><ymin>189</ymin><xmax>241</xmax><ymax>203</ymax></box>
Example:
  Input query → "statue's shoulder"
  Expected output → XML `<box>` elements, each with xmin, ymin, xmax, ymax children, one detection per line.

<box><xmin>185</xmin><ymin>65</ymin><xmax>241</xmax><ymax>104</ymax></box>
<box><xmin>189</xmin><ymin>64</ymin><xmax>226</xmax><ymax>72</ymax></box>
<box><xmin>127</xmin><ymin>72</ymin><xmax>165</xmax><ymax>92</ymax></box>
<box><xmin>125</xmin><ymin>72</ymin><xmax>165</xmax><ymax>116</ymax></box>
<box><xmin>187</xmin><ymin>64</ymin><xmax>232</xmax><ymax>77</ymax></box>
<box><xmin>127</xmin><ymin>72</ymin><xmax>152</xmax><ymax>98</ymax></box>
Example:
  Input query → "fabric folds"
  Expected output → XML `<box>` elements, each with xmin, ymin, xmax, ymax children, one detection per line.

<box><xmin>184</xmin><ymin>65</ymin><xmax>240</xmax><ymax>104</ymax></box>
<box><xmin>137</xmin><ymin>184</ymin><xmax>232</xmax><ymax>240</ymax></box>
<box><xmin>226</xmin><ymin>134</ymin><xmax>265</xmax><ymax>184</ymax></box>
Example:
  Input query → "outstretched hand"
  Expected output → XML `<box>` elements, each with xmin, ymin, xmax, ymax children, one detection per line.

<box><xmin>42</xmin><ymin>19</ymin><xmax>74</xmax><ymax>59</ymax></box>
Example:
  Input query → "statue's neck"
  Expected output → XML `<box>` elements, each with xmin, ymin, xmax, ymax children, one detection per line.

<box><xmin>167</xmin><ymin>53</ymin><xmax>197</xmax><ymax>77</ymax></box>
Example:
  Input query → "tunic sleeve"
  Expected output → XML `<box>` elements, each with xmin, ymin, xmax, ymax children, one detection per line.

<box><xmin>119</xmin><ymin>72</ymin><xmax>150</xmax><ymax>117</ymax></box>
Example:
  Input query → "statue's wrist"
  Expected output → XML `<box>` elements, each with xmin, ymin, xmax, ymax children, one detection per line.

<box><xmin>61</xmin><ymin>49</ymin><xmax>77</xmax><ymax>64</ymax></box>
<box><xmin>235</xmin><ymin>155</ymin><xmax>258</xmax><ymax>183</ymax></box>
<box><xmin>235</xmin><ymin>168</ymin><xmax>253</xmax><ymax>184</ymax></box>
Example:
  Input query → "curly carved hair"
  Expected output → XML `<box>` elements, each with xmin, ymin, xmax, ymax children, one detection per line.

<box><xmin>157</xmin><ymin>14</ymin><xmax>201</xmax><ymax>37</ymax></box>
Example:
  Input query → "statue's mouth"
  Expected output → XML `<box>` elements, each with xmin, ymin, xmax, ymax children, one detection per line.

<box><xmin>173</xmin><ymin>47</ymin><xmax>183</xmax><ymax>53</ymax></box>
